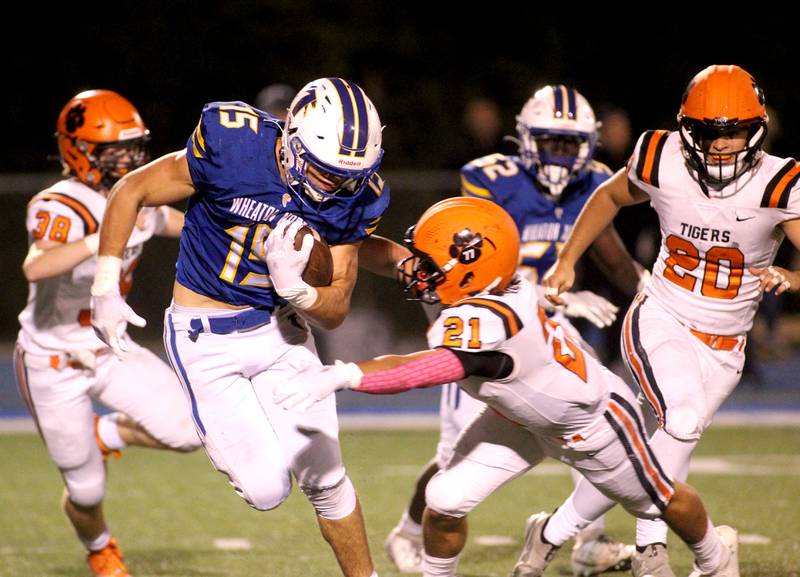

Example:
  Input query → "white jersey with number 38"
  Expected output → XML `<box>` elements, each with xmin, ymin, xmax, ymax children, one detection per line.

<box><xmin>18</xmin><ymin>178</ymin><xmax>168</xmax><ymax>355</ymax></box>
<box><xmin>628</xmin><ymin>130</ymin><xmax>800</xmax><ymax>335</ymax></box>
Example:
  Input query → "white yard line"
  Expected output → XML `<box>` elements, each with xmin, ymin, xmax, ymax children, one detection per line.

<box><xmin>212</xmin><ymin>538</ymin><xmax>252</xmax><ymax>551</ymax></box>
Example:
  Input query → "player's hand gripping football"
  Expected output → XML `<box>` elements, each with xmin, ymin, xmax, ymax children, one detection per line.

<box><xmin>749</xmin><ymin>265</ymin><xmax>794</xmax><ymax>295</ymax></box>
<box><xmin>561</xmin><ymin>291</ymin><xmax>619</xmax><ymax>328</ymax></box>
<box><xmin>273</xmin><ymin>361</ymin><xmax>363</xmax><ymax>412</ymax></box>
<box><xmin>264</xmin><ymin>217</ymin><xmax>318</xmax><ymax>310</ymax></box>
<box><xmin>541</xmin><ymin>260</ymin><xmax>576</xmax><ymax>306</ymax></box>
<box><xmin>90</xmin><ymin>257</ymin><xmax>146</xmax><ymax>358</ymax></box>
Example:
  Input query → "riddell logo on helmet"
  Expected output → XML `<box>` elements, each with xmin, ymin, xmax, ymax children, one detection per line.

<box><xmin>118</xmin><ymin>128</ymin><xmax>145</xmax><ymax>140</ymax></box>
<box><xmin>338</xmin><ymin>159</ymin><xmax>361</xmax><ymax>167</ymax></box>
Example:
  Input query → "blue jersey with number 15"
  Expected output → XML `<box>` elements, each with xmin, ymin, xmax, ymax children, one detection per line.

<box><xmin>176</xmin><ymin>101</ymin><xmax>390</xmax><ymax>308</ymax></box>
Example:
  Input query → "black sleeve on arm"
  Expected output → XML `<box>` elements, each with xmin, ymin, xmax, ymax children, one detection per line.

<box><xmin>440</xmin><ymin>348</ymin><xmax>514</xmax><ymax>380</ymax></box>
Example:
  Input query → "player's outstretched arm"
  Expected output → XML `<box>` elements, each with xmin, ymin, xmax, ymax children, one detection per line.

<box><xmin>273</xmin><ymin>348</ymin><xmax>513</xmax><ymax>411</ymax></box>
<box><xmin>358</xmin><ymin>235</ymin><xmax>412</xmax><ymax>279</ymax></box>
<box><xmin>91</xmin><ymin>151</ymin><xmax>195</xmax><ymax>356</ymax></box>
<box><xmin>543</xmin><ymin>168</ymin><xmax>648</xmax><ymax>304</ymax></box>
<box><xmin>23</xmin><ymin>236</ymin><xmax>100</xmax><ymax>282</ymax></box>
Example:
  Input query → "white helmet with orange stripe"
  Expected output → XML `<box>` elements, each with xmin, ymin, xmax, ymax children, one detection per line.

<box><xmin>515</xmin><ymin>85</ymin><xmax>599</xmax><ymax>199</ymax></box>
<box><xmin>677</xmin><ymin>64</ymin><xmax>768</xmax><ymax>188</ymax></box>
<box><xmin>281</xmin><ymin>77</ymin><xmax>384</xmax><ymax>205</ymax></box>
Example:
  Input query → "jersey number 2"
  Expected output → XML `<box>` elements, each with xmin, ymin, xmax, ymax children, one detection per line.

<box><xmin>663</xmin><ymin>235</ymin><xmax>744</xmax><ymax>300</ymax></box>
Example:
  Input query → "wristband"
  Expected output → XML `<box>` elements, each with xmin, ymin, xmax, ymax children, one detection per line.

<box><xmin>91</xmin><ymin>255</ymin><xmax>122</xmax><ymax>296</ymax></box>
<box><xmin>333</xmin><ymin>360</ymin><xmax>364</xmax><ymax>389</ymax></box>
<box><xmin>276</xmin><ymin>285</ymin><xmax>319</xmax><ymax>310</ymax></box>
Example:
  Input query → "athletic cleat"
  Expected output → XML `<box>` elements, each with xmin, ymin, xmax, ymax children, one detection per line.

<box><xmin>571</xmin><ymin>534</ymin><xmax>635</xmax><ymax>576</ymax></box>
<box><xmin>87</xmin><ymin>537</ymin><xmax>130</xmax><ymax>577</ymax></box>
<box><xmin>94</xmin><ymin>415</ymin><xmax>121</xmax><ymax>461</ymax></box>
<box><xmin>384</xmin><ymin>525</ymin><xmax>423</xmax><ymax>573</ymax></box>
<box><xmin>687</xmin><ymin>526</ymin><xmax>739</xmax><ymax>577</ymax></box>
<box><xmin>511</xmin><ymin>512</ymin><xmax>560</xmax><ymax>577</ymax></box>
<box><xmin>631</xmin><ymin>543</ymin><xmax>676</xmax><ymax>577</ymax></box>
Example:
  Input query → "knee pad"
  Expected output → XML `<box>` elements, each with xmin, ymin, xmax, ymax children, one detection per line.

<box><xmin>425</xmin><ymin>471</ymin><xmax>469</xmax><ymax>518</ymax></box>
<box><xmin>664</xmin><ymin>404</ymin><xmax>702</xmax><ymax>441</ymax></box>
<box><xmin>301</xmin><ymin>475</ymin><xmax>357</xmax><ymax>520</ymax></box>
<box><xmin>63</xmin><ymin>465</ymin><xmax>105</xmax><ymax>507</ymax></box>
<box><xmin>233</xmin><ymin>472</ymin><xmax>292</xmax><ymax>511</ymax></box>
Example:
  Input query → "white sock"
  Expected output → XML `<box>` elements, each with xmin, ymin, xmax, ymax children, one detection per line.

<box><xmin>97</xmin><ymin>413</ymin><xmax>126</xmax><ymax>451</ymax></box>
<box><xmin>422</xmin><ymin>553</ymin><xmax>459</xmax><ymax>577</ymax></box>
<box><xmin>543</xmin><ymin>497</ymin><xmax>591</xmax><ymax>547</ymax></box>
<box><xmin>569</xmin><ymin>469</ymin><xmax>606</xmax><ymax>541</ymax></box>
<box><xmin>636</xmin><ymin>518</ymin><xmax>669</xmax><ymax>548</ymax></box>
<box><xmin>399</xmin><ymin>511</ymin><xmax>423</xmax><ymax>537</ymax></box>
<box><xmin>82</xmin><ymin>530</ymin><xmax>111</xmax><ymax>552</ymax></box>
<box><xmin>368</xmin><ymin>572</ymin><xmax>379</xmax><ymax>577</ymax></box>
<box><xmin>689</xmin><ymin>520</ymin><xmax>723</xmax><ymax>574</ymax></box>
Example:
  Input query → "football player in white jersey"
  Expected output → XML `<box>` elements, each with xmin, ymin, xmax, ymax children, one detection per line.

<box><xmin>274</xmin><ymin>196</ymin><xmax>740</xmax><ymax>577</ymax></box>
<box><xmin>15</xmin><ymin>90</ymin><xmax>201</xmax><ymax>577</ymax></box>
<box><xmin>543</xmin><ymin>64</ymin><xmax>799</xmax><ymax>577</ymax></box>
<box><xmin>374</xmin><ymin>87</ymin><xmax>642</xmax><ymax>577</ymax></box>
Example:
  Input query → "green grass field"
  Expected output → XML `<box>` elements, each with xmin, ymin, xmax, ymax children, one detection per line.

<box><xmin>1</xmin><ymin>426</ymin><xmax>798</xmax><ymax>577</ymax></box>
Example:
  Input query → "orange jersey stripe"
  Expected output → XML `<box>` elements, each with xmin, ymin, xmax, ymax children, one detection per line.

<box><xmin>641</xmin><ymin>130</ymin><xmax>668</xmax><ymax>186</ymax></box>
<box><xmin>609</xmin><ymin>401</ymin><xmax>673</xmax><ymax>503</ymax></box>
<box><xmin>462</xmin><ymin>297</ymin><xmax>522</xmax><ymax>337</ymax></box>
<box><xmin>32</xmin><ymin>193</ymin><xmax>98</xmax><ymax>235</ymax></box>
<box><xmin>622</xmin><ymin>296</ymin><xmax>664</xmax><ymax>424</ymax></box>
<box><xmin>768</xmin><ymin>162</ymin><xmax>800</xmax><ymax>208</ymax></box>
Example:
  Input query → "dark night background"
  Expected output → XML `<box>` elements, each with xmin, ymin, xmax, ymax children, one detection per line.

<box><xmin>2</xmin><ymin>5</ymin><xmax>799</xmax><ymax>352</ymax></box>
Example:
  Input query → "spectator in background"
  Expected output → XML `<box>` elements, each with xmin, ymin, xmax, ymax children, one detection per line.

<box><xmin>255</xmin><ymin>83</ymin><xmax>296</xmax><ymax>121</ymax></box>
<box><xmin>444</xmin><ymin>97</ymin><xmax>506</xmax><ymax>168</ymax></box>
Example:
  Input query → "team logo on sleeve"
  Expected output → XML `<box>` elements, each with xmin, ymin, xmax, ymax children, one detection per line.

<box><xmin>449</xmin><ymin>229</ymin><xmax>483</xmax><ymax>264</ymax></box>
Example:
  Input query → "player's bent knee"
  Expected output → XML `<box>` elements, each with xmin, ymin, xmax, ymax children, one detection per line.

<box><xmin>63</xmin><ymin>468</ymin><xmax>105</xmax><ymax>507</ymax></box>
<box><xmin>301</xmin><ymin>475</ymin><xmax>357</xmax><ymax>520</ymax></box>
<box><xmin>664</xmin><ymin>404</ymin><xmax>703</xmax><ymax>441</ymax></box>
<box><xmin>425</xmin><ymin>471</ymin><xmax>469</xmax><ymax>518</ymax></box>
<box><xmin>236</xmin><ymin>474</ymin><xmax>293</xmax><ymax>511</ymax></box>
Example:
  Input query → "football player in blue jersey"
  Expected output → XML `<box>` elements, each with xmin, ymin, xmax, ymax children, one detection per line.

<box><xmin>90</xmin><ymin>78</ymin><xmax>388</xmax><ymax>577</ymax></box>
<box><xmin>382</xmin><ymin>86</ymin><xmax>648</xmax><ymax>577</ymax></box>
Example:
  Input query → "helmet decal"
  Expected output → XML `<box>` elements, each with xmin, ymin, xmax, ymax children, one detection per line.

<box><xmin>291</xmin><ymin>87</ymin><xmax>317</xmax><ymax>116</ymax></box>
<box><xmin>328</xmin><ymin>77</ymin><xmax>369</xmax><ymax>158</ymax></box>
<box><xmin>65</xmin><ymin>104</ymin><xmax>86</xmax><ymax>133</ymax></box>
<box><xmin>449</xmin><ymin>229</ymin><xmax>483</xmax><ymax>264</ymax></box>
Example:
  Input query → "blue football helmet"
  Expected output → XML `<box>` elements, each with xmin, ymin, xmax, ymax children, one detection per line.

<box><xmin>282</xmin><ymin>77</ymin><xmax>384</xmax><ymax>206</ymax></box>
<box><xmin>515</xmin><ymin>85</ymin><xmax>599</xmax><ymax>199</ymax></box>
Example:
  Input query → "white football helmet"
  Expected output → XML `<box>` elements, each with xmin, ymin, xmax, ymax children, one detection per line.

<box><xmin>282</xmin><ymin>77</ymin><xmax>384</xmax><ymax>204</ymax></box>
<box><xmin>515</xmin><ymin>85</ymin><xmax>599</xmax><ymax>199</ymax></box>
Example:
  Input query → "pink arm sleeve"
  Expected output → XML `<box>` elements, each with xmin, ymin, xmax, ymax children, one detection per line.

<box><xmin>355</xmin><ymin>348</ymin><xmax>466</xmax><ymax>395</ymax></box>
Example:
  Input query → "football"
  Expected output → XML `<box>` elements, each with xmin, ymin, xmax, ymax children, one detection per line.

<box><xmin>294</xmin><ymin>226</ymin><xmax>333</xmax><ymax>287</ymax></box>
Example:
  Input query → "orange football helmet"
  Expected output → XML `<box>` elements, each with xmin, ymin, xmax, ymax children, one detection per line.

<box><xmin>399</xmin><ymin>197</ymin><xmax>520</xmax><ymax>305</ymax></box>
<box><xmin>56</xmin><ymin>89</ymin><xmax>150</xmax><ymax>189</ymax></box>
<box><xmin>677</xmin><ymin>65</ymin><xmax>768</xmax><ymax>187</ymax></box>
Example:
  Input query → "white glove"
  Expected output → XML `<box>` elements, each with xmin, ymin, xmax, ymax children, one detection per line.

<box><xmin>90</xmin><ymin>256</ymin><xmax>146</xmax><ymax>358</ymax></box>
<box><xmin>273</xmin><ymin>361</ymin><xmax>363</xmax><ymax>412</ymax></box>
<box><xmin>561</xmin><ymin>291</ymin><xmax>619</xmax><ymax>328</ymax></box>
<box><xmin>264</xmin><ymin>217</ymin><xmax>319</xmax><ymax>310</ymax></box>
